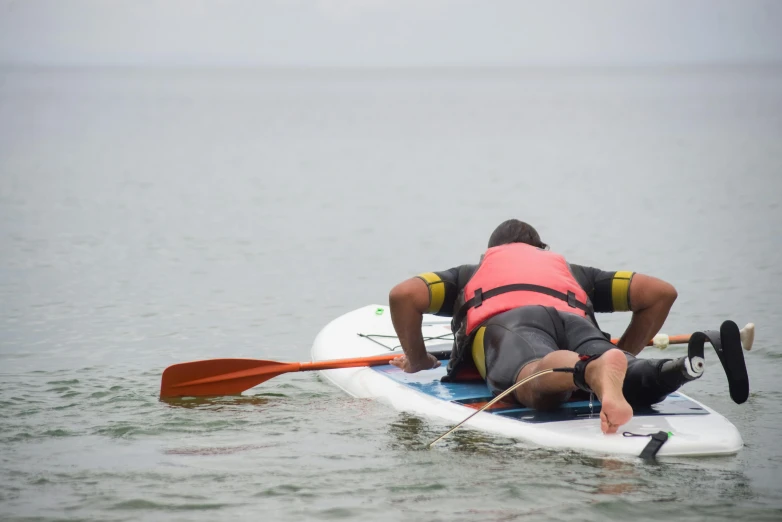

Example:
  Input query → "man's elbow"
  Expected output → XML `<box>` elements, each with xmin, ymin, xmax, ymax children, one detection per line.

<box><xmin>660</xmin><ymin>282</ymin><xmax>678</xmax><ymax>307</ymax></box>
<box><xmin>389</xmin><ymin>279</ymin><xmax>428</xmax><ymax>313</ymax></box>
<box><xmin>388</xmin><ymin>284</ymin><xmax>405</xmax><ymax>307</ymax></box>
<box><xmin>389</xmin><ymin>282</ymin><xmax>414</xmax><ymax>308</ymax></box>
<box><xmin>630</xmin><ymin>274</ymin><xmax>678</xmax><ymax>312</ymax></box>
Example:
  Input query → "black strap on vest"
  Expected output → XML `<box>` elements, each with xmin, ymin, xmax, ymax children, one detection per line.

<box><xmin>624</xmin><ymin>431</ymin><xmax>670</xmax><ymax>460</ymax></box>
<box><xmin>454</xmin><ymin>283</ymin><xmax>590</xmax><ymax>328</ymax></box>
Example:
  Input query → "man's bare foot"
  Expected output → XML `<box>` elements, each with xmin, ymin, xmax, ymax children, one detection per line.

<box><xmin>584</xmin><ymin>349</ymin><xmax>633</xmax><ymax>434</ymax></box>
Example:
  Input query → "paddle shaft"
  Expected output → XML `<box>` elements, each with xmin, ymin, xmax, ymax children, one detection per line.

<box><xmin>301</xmin><ymin>350</ymin><xmax>452</xmax><ymax>370</ymax></box>
<box><xmin>297</xmin><ymin>334</ymin><xmax>686</xmax><ymax>373</ymax></box>
<box><xmin>298</xmin><ymin>335</ymin><xmax>681</xmax><ymax>374</ymax></box>
<box><xmin>610</xmin><ymin>334</ymin><xmax>690</xmax><ymax>347</ymax></box>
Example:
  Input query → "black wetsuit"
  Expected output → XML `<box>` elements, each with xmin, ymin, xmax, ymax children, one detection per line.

<box><xmin>479</xmin><ymin>306</ymin><xmax>681</xmax><ymax>406</ymax></box>
<box><xmin>417</xmin><ymin>264</ymin><xmax>685</xmax><ymax>407</ymax></box>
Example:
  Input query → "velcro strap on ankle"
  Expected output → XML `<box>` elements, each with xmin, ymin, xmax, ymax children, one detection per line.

<box><xmin>573</xmin><ymin>353</ymin><xmax>602</xmax><ymax>392</ymax></box>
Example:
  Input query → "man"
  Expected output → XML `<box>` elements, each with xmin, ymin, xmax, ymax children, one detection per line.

<box><xmin>388</xmin><ymin>219</ymin><xmax>714</xmax><ymax>434</ymax></box>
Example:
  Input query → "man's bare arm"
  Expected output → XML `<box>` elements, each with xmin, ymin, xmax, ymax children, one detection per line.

<box><xmin>388</xmin><ymin>277</ymin><xmax>441</xmax><ymax>373</ymax></box>
<box><xmin>616</xmin><ymin>274</ymin><xmax>678</xmax><ymax>356</ymax></box>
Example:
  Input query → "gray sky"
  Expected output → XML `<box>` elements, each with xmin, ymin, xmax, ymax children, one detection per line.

<box><xmin>1</xmin><ymin>0</ymin><xmax>781</xmax><ymax>67</ymax></box>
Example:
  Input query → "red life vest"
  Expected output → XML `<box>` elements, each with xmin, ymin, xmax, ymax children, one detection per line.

<box><xmin>458</xmin><ymin>243</ymin><xmax>589</xmax><ymax>335</ymax></box>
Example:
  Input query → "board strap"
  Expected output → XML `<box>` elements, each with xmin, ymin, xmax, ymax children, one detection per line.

<box><xmin>624</xmin><ymin>430</ymin><xmax>670</xmax><ymax>460</ymax></box>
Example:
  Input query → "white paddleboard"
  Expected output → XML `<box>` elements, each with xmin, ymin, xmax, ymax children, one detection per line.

<box><xmin>311</xmin><ymin>304</ymin><xmax>743</xmax><ymax>458</ymax></box>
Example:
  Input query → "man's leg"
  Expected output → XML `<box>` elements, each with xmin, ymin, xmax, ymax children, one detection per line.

<box><xmin>479</xmin><ymin>306</ymin><xmax>633</xmax><ymax>433</ymax></box>
<box><xmin>560</xmin><ymin>312</ymin><xmax>701</xmax><ymax>407</ymax></box>
<box><xmin>479</xmin><ymin>307</ymin><xmax>561</xmax><ymax>405</ymax></box>
<box><xmin>515</xmin><ymin>349</ymin><xmax>633</xmax><ymax>434</ymax></box>
<box><xmin>480</xmin><ymin>306</ymin><xmax>575</xmax><ymax>409</ymax></box>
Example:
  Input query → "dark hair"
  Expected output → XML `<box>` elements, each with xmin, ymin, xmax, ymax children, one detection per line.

<box><xmin>487</xmin><ymin>219</ymin><xmax>548</xmax><ymax>249</ymax></box>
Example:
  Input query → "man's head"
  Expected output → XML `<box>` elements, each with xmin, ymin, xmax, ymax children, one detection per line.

<box><xmin>487</xmin><ymin>219</ymin><xmax>548</xmax><ymax>249</ymax></box>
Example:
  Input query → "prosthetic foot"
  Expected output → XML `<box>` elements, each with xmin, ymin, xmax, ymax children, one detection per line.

<box><xmin>656</xmin><ymin>320</ymin><xmax>749</xmax><ymax>404</ymax></box>
<box><xmin>661</xmin><ymin>320</ymin><xmax>749</xmax><ymax>404</ymax></box>
<box><xmin>703</xmin><ymin>320</ymin><xmax>750</xmax><ymax>404</ymax></box>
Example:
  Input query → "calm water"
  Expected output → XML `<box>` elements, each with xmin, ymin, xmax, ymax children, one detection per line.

<box><xmin>1</xmin><ymin>66</ymin><xmax>781</xmax><ymax>521</ymax></box>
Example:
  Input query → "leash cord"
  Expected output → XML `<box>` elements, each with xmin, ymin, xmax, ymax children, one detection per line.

<box><xmin>427</xmin><ymin>367</ymin><xmax>574</xmax><ymax>448</ymax></box>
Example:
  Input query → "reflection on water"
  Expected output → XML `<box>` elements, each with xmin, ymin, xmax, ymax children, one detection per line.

<box><xmin>164</xmin><ymin>443</ymin><xmax>276</xmax><ymax>456</ymax></box>
<box><xmin>388</xmin><ymin>412</ymin><xmax>512</xmax><ymax>453</ymax></box>
<box><xmin>160</xmin><ymin>394</ymin><xmax>276</xmax><ymax>410</ymax></box>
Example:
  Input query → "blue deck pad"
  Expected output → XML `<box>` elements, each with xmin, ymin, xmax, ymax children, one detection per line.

<box><xmin>373</xmin><ymin>365</ymin><xmax>708</xmax><ymax>423</ymax></box>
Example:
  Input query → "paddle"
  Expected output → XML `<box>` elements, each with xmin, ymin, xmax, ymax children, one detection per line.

<box><xmin>641</xmin><ymin>322</ymin><xmax>755</xmax><ymax>351</ymax></box>
<box><xmin>159</xmin><ymin>324</ymin><xmax>754</xmax><ymax>398</ymax></box>
<box><xmin>160</xmin><ymin>350</ymin><xmax>451</xmax><ymax>398</ymax></box>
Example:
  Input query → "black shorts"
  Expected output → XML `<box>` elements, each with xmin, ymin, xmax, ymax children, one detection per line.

<box><xmin>472</xmin><ymin>305</ymin><xmax>619</xmax><ymax>395</ymax></box>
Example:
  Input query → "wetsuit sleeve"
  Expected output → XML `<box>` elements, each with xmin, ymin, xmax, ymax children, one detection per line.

<box><xmin>570</xmin><ymin>264</ymin><xmax>635</xmax><ymax>312</ymax></box>
<box><xmin>415</xmin><ymin>267</ymin><xmax>463</xmax><ymax>317</ymax></box>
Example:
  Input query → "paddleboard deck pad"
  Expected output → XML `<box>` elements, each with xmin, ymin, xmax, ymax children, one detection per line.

<box><xmin>312</xmin><ymin>305</ymin><xmax>743</xmax><ymax>458</ymax></box>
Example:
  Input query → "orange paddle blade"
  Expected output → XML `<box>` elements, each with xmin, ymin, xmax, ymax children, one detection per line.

<box><xmin>160</xmin><ymin>358</ymin><xmax>300</xmax><ymax>398</ymax></box>
<box><xmin>159</xmin><ymin>352</ymin><xmax>408</xmax><ymax>398</ymax></box>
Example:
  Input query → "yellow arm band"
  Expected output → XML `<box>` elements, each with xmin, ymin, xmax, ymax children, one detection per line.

<box><xmin>611</xmin><ymin>271</ymin><xmax>634</xmax><ymax>311</ymax></box>
<box><xmin>416</xmin><ymin>272</ymin><xmax>446</xmax><ymax>314</ymax></box>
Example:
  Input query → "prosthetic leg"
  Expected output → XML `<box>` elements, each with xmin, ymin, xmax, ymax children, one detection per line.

<box><xmin>648</xmin><ymin>320</ymin><xmax>750</xmax><ymax>405</ymax></box>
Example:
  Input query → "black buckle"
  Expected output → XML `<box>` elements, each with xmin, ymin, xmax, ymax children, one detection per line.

<box><xmin>567</xmin><ymin>291</ymin><xmax>576</xmax><ymax>308</ymax></box>
<box><xmin>473</xmin><ymin>288</ymin><xmax>483</xmax><ymax>308</ymax></box>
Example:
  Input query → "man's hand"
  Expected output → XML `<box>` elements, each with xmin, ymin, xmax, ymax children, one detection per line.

<box><xmin>389</xmin><ymin>353</ymin><xmax>441</xmax><ymax>373</ymax></box>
